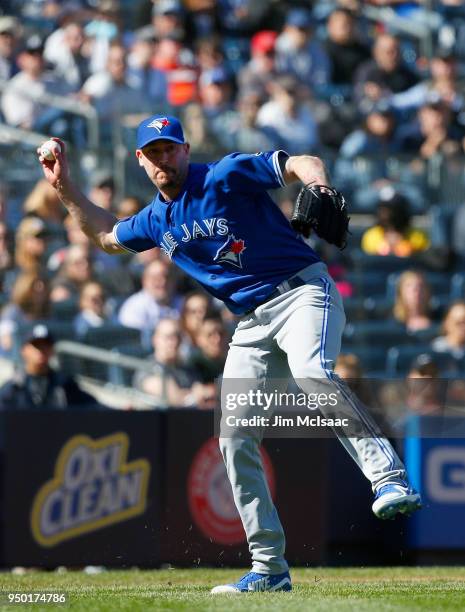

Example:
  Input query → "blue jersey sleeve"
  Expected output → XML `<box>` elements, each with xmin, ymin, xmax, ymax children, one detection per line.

<box><xmin>213</xmin><ymin>151</ymin><xmax>288</xmax><ymax>194</ymax></box>
<box><xmin>112</xmin><ymin>203</ymin><xmax>158</xmax><ymax>253</ymax></box>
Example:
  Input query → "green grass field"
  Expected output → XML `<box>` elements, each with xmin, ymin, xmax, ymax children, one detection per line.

<box><xmin>0</xmin><ymin>567</ymin><xmax>464</xmax><ymax>611</ymax></box>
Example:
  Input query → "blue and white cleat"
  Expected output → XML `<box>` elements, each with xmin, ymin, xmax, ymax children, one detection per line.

<box><xmin>210</xmin><ymin>571</ymin><xmax>292</xmax><ymax>594</ymax></box>
<box><xmin>372</xmin><ymin>483</ymin><xmax>422</xmax><ymax>519</ymax></box>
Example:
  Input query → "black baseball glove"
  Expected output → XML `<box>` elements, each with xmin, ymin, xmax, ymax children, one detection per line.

<box><xmin>290</xmin><ymin>185</ymin><xmax>350</xmax><ymax>250</ymax></box>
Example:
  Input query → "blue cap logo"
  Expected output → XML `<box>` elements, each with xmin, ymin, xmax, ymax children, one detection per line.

<box><xmin>147</xmin><ymin>117</ymin><xmax>171</xmax><ymax>133</ymax></box>
<box><xmin>137</xmin><ymin>114</ymin><xmax>185</xmax><ymax>149</ymax></box>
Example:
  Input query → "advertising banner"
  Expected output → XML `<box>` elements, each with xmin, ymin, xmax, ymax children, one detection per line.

<box><xmin>2</xmin><ymin>411</ymin><xmax>162</xmax><ymax>567</ymax></box>
<box><xmin>405</xmin><ymin>416</ymin><xmax>465</xmax><ymax>549</ymax></box>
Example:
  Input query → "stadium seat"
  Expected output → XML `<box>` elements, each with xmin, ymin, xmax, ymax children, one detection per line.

<box><xmin>109</xmin><ymin>344</ymin><xmax>153</xmax><ymax>386</ymax></box>
<box><xmin>363</xmin><ymin>296</ymin><xmax>394</xmax><ymax>319</ymax></box>
<box><xmin>430</xmin><ymin>295</ymin><xmax>451</xmax><ymax>315</ymax></box>
<box><xmin>407</xmin><ymin>324</ymin><xmax>441</xmax><ymax>343</ymax></box>
<box><xmin>343</xmin><ymin>320</ymin><xmax>410</xmax><ymax>347</ymax></box>
<box><xmin>49</xmin><ymin>299</ymin><xmax>79</xmax><ymax>322</ymax></box>
<box><xmin>57</xmin><ymin>325</ymin><xmax>143</xmax><ymax>382</ymax></box>
<box><xmin>81</xmin><ymin>324</ymin><xmax>141</xmax><ymax>350</ymax></box>
<box><xmin>429</xmin><ymin>204</ymin><xmax>456</xmax><ymax>248</ymax></box>
<box><xmin>451</xmin><ymin>273</ymin><xmax>465</xmax><ymax>300</ymax></box>
<box><xmin>386</xmin><ymin>344</ymin><xmax>433</xmax><ymax>376</ymax></box>
<box><xmin>351</xmin><ymin>251</ymin><xmax>414</xmax><ymax>274</ymax></box>
<box><xmin>386</xmin><ymin>344</ymin><xmax>465</xmax><ymax>376</ymax></box>
<box><xmin>344</xmin><ymin>271</ymin><xmax>388</xmax><ymax>298</ymax></box>
<box><xmin>343</xmin><ymin>296</ymin><xmax>393</xmax><ymax>321</ymax></box>
<box><xmin>342</xmin><ymin>296</ymin><xmax>366</xmax><ymax>321</ymax></box>
<box><xmin>345</xmin><ymin>227</ymin><xmax>365</xmax><ymax>250</ymax></box>
<box><xmin>339</xmin><ymin>345</ymin><xmax>388</xmax><ymax>377</ymax></box>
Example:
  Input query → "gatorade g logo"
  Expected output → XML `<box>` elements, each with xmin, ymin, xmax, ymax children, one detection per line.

<box><xmin>187</xmin><ymin>437</ymin><xmax>275</xmax><ymax>545</ymax></box>
<box><xmin>31</xmin><ymin>433</ymin><xmax>150</xmax><ymax>547</ymax></box>
<box><xmin>427</xmin><ymin>447</ymin><xmax>465</xmax><ymax>503</ymax></box>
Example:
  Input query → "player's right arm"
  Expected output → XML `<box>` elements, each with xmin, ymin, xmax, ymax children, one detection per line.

<box><xmin>37</xmin><ymin>138</ymin><xmax>123</xmax><ymax>254</ymax></box>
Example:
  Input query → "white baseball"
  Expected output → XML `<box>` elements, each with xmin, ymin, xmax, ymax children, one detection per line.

<box><xmin>40</xmin><ymin>140</ymin><xmax>61</xmax><ymax>161</ymax></box>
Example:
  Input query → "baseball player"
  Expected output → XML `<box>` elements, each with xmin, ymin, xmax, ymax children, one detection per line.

<box><xmin>38</xmin><ymin>114</ymin><xmax>421</xmax><ymax>594</ymax></box>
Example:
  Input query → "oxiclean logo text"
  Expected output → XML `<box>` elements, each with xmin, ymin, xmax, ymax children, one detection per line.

<box><xmin>31</xmin><ymin>432</ymin><xmax>150</xmax><ymax>547</ymax></box>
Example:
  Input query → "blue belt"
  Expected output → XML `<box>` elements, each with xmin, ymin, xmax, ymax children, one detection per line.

<box><xmin>244</xmin><ymin>275</ymin><xmax>307</xmax><ymax>316</ymax></box>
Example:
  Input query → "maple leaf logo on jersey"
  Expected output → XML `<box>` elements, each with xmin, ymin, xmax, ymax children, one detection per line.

<box><xmin>147</xmin><ymin>117</ymin><xmax>170</xmax><ymax>133</ymax></box>
<box><xmin>214</xmin><ymin>234</ymin><xmax>246</xmax><ymax>268</ymax></box>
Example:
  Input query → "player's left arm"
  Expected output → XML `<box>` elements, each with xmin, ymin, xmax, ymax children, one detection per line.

<box><xmin>282</xmin><ymin>155</ymin><xmax>330</xmax><ymax>187</ymax></box>
<box><xmin>213</xmin><ymin>151</ymin><xmax>329</xmax><ymax>193</ymax></box>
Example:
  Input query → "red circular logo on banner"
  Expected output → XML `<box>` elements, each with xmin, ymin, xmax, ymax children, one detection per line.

<box><xmin>187</xmin><ymin>437</ymin><xmax>276</xmax><ymax>545</ymax></box>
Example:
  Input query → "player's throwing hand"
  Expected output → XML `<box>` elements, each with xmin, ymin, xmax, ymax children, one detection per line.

<box><xmin>37</xmin><ymin>137</ymin><xmax>69</xmax><ymax>190</ymax></box>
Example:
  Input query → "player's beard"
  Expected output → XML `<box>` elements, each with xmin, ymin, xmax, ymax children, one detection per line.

<box><xmin>154</xmin><ymin>163</ymin><xmax>188</xmax><ymax>192</ymax></box>
<box><xmin>155</xmin><ymin>167</ymin><xmax>178</xmax><ymax>188</ymax></box>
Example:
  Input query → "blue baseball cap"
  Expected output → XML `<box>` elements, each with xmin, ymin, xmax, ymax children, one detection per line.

<box><xmin>23</xmin><ymin>324</ymin><xmax>55</xmax><ymax>346</ymax></box>
<box><xmin>286</xmin><ymin>9</ymin><xmax>314</xmax><ymax>29</ymax></box>
<box><xmin>136</xmin><ymin>114</ymin><xmax>185</xmax><ymax>149</ymax></box>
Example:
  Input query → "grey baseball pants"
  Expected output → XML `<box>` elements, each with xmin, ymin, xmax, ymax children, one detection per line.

<box><xmin>219</xmin><ymin>262</ymin><xmax>406</xmax><ymax>574</ymax></box>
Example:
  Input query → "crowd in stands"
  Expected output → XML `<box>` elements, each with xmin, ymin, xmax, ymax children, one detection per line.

<box><xmin>0</xmin><ymin>0</ymin><xmax>465</xmax><ymax>412</ymax></box>
<box><xmin>0</xmin><ymin>2</ymin><xmax>464</xmax><ymax>160</ymax></box>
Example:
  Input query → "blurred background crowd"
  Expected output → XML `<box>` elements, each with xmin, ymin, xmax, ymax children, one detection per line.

<box><xmin>0</xmin><ymin>0</ymin><xmax>465</xmax><ymax>414</ymax></box>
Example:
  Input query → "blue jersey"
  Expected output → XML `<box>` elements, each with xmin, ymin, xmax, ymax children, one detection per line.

<box><xmin>113</xmin><ymin>151</ymin><xmax>320</xmax><ymax>315</ymax></box>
